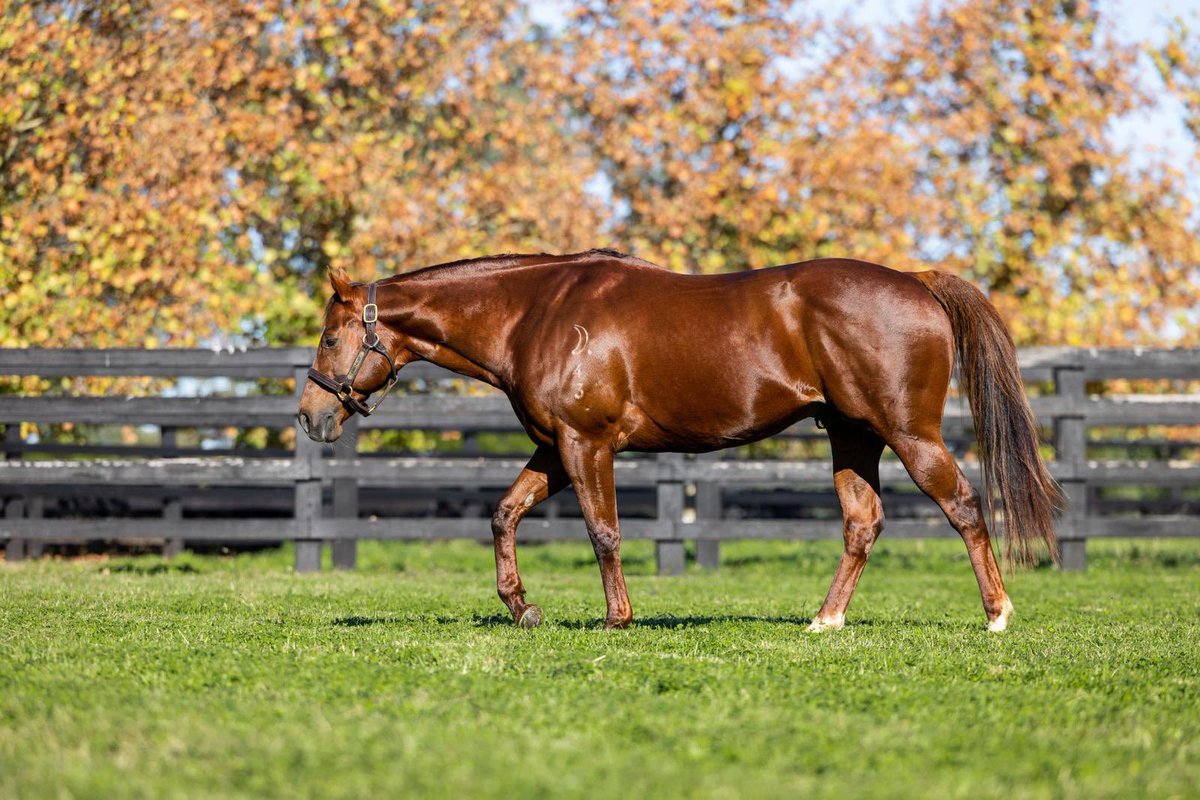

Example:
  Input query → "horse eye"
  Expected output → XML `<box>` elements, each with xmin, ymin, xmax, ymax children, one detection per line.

<box><xmin>323</xmin><ymin>336</ymin><xmax>339</xmax><ymax>348</ymax></box>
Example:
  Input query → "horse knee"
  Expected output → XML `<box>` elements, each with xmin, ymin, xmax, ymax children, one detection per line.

<box><xmin>491</xmin><ymin>502</ymin><xmax>521</xmax><ymax>538</ymax></box>
<box><xmin>948</xmin><ymin>484</ymin><xmax>985</xmax><ymax>537</ymax></box>
<box><xmin>843</xmin><ymin>501</ymin><xmax>883</xmax><ymax>559</ymax></box>
<box><xmin>588</xmin><ymin>524</ymin><xmax>621</xmax><ymax>559</ymax></box>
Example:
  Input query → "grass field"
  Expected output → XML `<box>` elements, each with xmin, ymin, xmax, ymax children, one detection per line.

<box><xmin>2</xmin><ymin>537</ymin><xmax>1198</xmax><ymax>799</ymax></box>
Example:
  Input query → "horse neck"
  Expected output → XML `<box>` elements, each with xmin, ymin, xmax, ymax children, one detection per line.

<box><xmin>380</xmin><ymin>266</ymin><xmax>521</xmax><ymax>389</ymax></box>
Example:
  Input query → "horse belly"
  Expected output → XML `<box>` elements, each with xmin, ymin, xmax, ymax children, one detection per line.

<box><xmin>622</xmin><ymin>374</ymin><xmax>823</xmax><ymax>453</ymax></box>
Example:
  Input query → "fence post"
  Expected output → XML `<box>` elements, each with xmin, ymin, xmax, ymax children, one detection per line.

<box><xmin>161</xmin><ymin>426</ymin><xmax>184</xmax><ymax>558</ymax></box>
<box><xmin>26</xmin><ymin>495</ymin><xmax>44</xmax><ymax>559</ymax></box>
<box><xmin>1053</xmin><ymin>365</ymin><xmax>1088</xmax><ymax>571</ymax></box>
<box><xmin>293</xmin><ymin>367</ymin><xmax>323</xmax><ymax>573</ymax></box>
<box><xmin>4</xmin><ymin>424</ymin><xmax>28</xmax><ymax>560</ymax></box>
<box><xmin>4</xmin><ymin>497</ymin><xmax>26</xmax><ymax>562</ymax></box>
<box><xmin>3</xmin><ymin>423</ymin><xmax>20</xmax><ymax>459</ymax></box>
<box><xmin>331</xmin><ymin>478</ymin><xmax>358</xmax><ymax>569</ymax></box>
<box><xmin>294</xmin><ymin>480</ymin><xmax>323</xmax><ymax>572</ymax></box>
<box><xmin>330</xmin><ymin>415</ymin><xmax>359</xmax><ymax>570</ymax></box>
<box><xmin>694</xmin><ymin>453</ymin><xmax>721</xmax><ymax>569</ymax></box>
<box><xmin>655</xmin><ymin>453</ymin><xmax>686</xmax><ymax>576</ymax></box>
<box><xmin>162</xmin><ymin>498</ymin><xmax>183</xmax><ymax>558</ymax></box>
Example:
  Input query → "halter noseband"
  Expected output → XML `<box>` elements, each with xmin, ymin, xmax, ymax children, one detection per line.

<box><xmin>306</xmin><ymin>282</ymin><xmax>399</xmax><ymax>417</ymax></box>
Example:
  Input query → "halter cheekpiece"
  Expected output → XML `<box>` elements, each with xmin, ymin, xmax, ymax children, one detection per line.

<box><xmin>306</xmin><ymin>281</ymin><xmax>398</xmax><ymax>417</ymax></box>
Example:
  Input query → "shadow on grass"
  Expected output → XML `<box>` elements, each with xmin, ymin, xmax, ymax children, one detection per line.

<box><xmin>105</xmin><ymin>562</ymin><xmax>200</xmax><ymax>575</ymax></box>
<box><xmin>332</xmin><ymin>614</ymin><xmax>515</xmax><ymax>627</ymax></box>
<box><xmin>332</xmin><ymin>615</ymin><xmax>403</xmax><ymax>627</ymax></box>
<box><xmin>332</xmin><ymin>613</ymin><xmax>816</xmax><ymax>630</ymax></box>
<box><xmin>466</xmin><ymin>613</ymin><xmax>824</xmax><ymax>630</ymax></box>
<box><xmin>633</xmin><ymin>614</ymin><xmax>814</xmax><ymax>629</ymax></box>
<box><xmin>335</xmin><ymin>612</ymin><xmax>950</xmax><ymax>630</ymax></box>
<box><xmin>551</xmin><ymin>615</ymin><xmax>948</xmax><ymax>630</ymax></box>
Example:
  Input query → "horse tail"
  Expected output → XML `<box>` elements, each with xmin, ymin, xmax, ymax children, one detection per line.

<box><xmin>913</xmin><ymin>270</ymin><xmax>1064</xmax><ymax>567</ymax></box>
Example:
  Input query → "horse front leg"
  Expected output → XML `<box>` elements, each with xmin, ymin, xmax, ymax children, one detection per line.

<box><xmin>492</xmin><ymin>445</ymin><xmax>569</xmax><ymax>628</ymax></box>
<box><xmin>557</xmin><ymin>434</ymin><xmax>633</xmax><ymax>629</ymax></box>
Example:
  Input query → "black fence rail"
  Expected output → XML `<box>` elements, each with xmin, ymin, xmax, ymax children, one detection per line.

<box><xmin>1</xmin><ymin>347</ymin><xmax>1198</xmax><ymax>573</ymax></box>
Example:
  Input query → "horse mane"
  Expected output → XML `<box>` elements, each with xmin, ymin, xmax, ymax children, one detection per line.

<box><xmin>382</xmin><ymin>248</ymin><xmax>640</xmax><ymax>284</ymax></box>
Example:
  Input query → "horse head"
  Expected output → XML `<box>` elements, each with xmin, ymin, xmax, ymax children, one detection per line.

<box><xmin>296</xmin><ymin>268</ymin><xmax>406</xmax><ymax>443</ymax></box>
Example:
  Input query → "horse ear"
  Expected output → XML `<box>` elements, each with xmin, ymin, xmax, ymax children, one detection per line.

<box><xmin>329</xmin><ymin>266</ymin><xmax>354</xmax><ymax>300</ymax></box>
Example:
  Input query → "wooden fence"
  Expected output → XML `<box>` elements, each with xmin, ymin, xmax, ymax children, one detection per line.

<box><xmin>1</xmin><ymin>347</ymin><xmax>1197</xmax><ymax>573</ymax></box>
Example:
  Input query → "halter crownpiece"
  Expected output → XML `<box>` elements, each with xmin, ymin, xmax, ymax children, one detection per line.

<box><xmin>306</xmin><ymin>281</ymin><xmax>399</xmax><ymax>417</ymax></box>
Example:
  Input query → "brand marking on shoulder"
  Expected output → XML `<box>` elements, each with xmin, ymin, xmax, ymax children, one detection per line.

<box><xmin>571</xmin><ymin>325</ymin><xmax>589</xmax><ymax>355</ymax></box>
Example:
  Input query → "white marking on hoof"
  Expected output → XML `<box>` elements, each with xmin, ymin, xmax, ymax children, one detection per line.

<box><xmin>571</xmin><ymin>324</ymin><xmax>589</xmax><ymax>355</ymax></box>
<box><xmin>807</xmin><ymin>614</ymin><xmax>845</xmax><ymax>632</ymax></box>
<box><xmin>987</xmin><ymin>597</ymin><xmax>1015</xmax><ymax>632</ymax></box>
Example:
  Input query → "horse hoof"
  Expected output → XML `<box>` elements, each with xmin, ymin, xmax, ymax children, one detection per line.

<box><xmin>807</xmin><ymin>616</ymin><xmax>844</xmax><ymax>633</ymax></box>
<box><xmin>604</xmin><ymin>617</ymin><xmax>632</xmax><ymax>630</ymax></box>
<box><xmin>987</xmin><ymin>597</ymin><xmax>1015</xmax><ymax>632</ymax></box>
<box><xmin>517</xmin><ymin>605</ymin><xmax>543</xmax><ymax>629</ymax></box>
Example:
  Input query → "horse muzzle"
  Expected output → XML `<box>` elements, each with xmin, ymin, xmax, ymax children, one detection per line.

<box><xmin>296</xmin><ymin>409</ymin><xmax>340</xmax><ymax>443</ymax></box>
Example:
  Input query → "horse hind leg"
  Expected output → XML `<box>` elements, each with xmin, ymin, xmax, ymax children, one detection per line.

<box><xmin>810</xmin><ymin>423</ymin><xmax>886</xmax><ymax>632</ymax></box>
<box><xmin>888</xmin><ymin>433</ymin><xmax>1013</xmax><ymax>631</ymax></box>
<box><xmin>492</xmin><ymin>446</ymin><xmax>569</xmax><ymax>628</ymax></box>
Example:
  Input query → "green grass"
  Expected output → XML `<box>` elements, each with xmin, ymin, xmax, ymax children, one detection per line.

<box><xmin>2</xmin><ymin>538</ymin><xmax>1198</xmax><ymax>799</ymax></box>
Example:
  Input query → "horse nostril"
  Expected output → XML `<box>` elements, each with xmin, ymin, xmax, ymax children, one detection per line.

<box><xmin>297</xmin><ymin>412</ymin><xmax>311</xmax><ymax>434</ymax></box>
<box><xmin>320</xmin><ymin>414</ymin><xmax>336</xmax><ymax>442</ymax></box>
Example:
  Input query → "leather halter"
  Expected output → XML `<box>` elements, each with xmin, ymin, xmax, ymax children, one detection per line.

<box><xmin>306</xmin><ymin>282</ymin><xmax>399</xmax><ymax>417</ymax></box>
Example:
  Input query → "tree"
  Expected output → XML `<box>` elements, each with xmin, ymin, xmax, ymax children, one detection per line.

<box><xmin>1153</xmin><ymin>16</ymin><xmax>1200</xmax><ymax>143</ymax></box>
<box><xmin>546</xmin><ymin>0</ymin><xmax>932</xmax><ymax>273</ymax></box>
<box><xmin>2</xmin><ymin>0</ymin><xmax>1196</xmax><ymax>351</ymax></box>
<box><xmin>0</xmin><ymin>1</ymin><xmax>604</xmax><ymax>349</ymax></box>
<box><xmin>0</xmin><ymin>2</ymin><xmax>259</xmax><ymax>347</ymax></box>
<box><xmin>876</xmin><ymin>0</ymin><xmax>1200</xmax><ymax>345</ymax></box>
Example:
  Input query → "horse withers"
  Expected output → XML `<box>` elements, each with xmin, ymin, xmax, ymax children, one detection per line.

<box><xmin>297</xmin><ymin>249</ymin><xmax>1062</xmax><ymax>631</ymax></box>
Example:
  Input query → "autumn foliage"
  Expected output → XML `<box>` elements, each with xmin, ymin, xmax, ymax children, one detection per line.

<box><xmin>2</xmin><ymin>0</ymin><xmax>1197</xmax><ymax>349</ymax></box>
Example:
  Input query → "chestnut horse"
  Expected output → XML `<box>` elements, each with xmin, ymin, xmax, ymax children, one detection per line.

<box><xmin>297</xmin><ymin>249</ymin><xmax>1062</xmax><ymax>631</ymax></box>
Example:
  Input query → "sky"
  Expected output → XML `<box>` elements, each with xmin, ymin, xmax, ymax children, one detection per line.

<box><xmin>527</xmin><ymin>0</ymin><xmax>1198</xmax><ymax>170</ymax></box>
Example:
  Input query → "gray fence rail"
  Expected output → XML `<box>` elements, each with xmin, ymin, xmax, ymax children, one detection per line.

<box><xmin>1</xmin><ymin>347</ymin><xmax>1198</xmax><ymax>573</ymax></box>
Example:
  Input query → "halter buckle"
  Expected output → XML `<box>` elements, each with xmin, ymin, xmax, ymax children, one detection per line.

<box><xmin>362</xmin><ymin>303</ymin><xmax>378</xmax><ymax>324</ymax></box>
